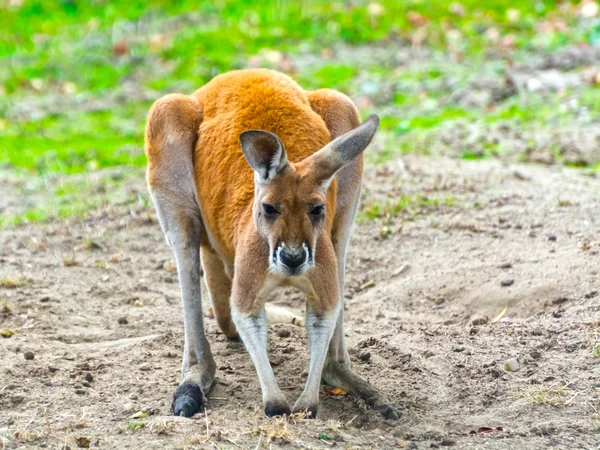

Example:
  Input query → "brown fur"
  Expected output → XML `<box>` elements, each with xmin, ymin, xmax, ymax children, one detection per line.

<box><xmin>190</xmin><ymin>69</ymin><xmax>332</xmax><ymax>262</ymax></box>
<box><xmin>145</xmin><ymin>69</ymin><xmax>398</xmax><ymax>419</ymax></box>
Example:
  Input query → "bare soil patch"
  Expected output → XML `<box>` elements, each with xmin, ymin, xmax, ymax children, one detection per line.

<box><xmin>1</xmin><ymin>156</ymin><xmax>599</xmax><ymax>449</ymax></box>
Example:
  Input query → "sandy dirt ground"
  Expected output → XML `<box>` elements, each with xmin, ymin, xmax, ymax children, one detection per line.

<box><xmin>0</xmin><ymin>155</ymin><xmax>599</xmax><ymax>449</ymax></box>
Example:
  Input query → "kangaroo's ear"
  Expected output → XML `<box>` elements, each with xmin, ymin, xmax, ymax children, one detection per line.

<box><xmin>303</xmin><ymin>114</ymin><xmax>379</xmax><ymax>188</ymax></box>
<box><xmin>240</xmin><ymin>130</ymin><xmax>288</xmax><ymax>184</ymax></box>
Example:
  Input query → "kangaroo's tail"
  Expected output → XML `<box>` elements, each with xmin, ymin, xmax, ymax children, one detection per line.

<box><xmin>265</xmin><ymin>304</ymin><xmax>304</xmax><ymax>326</ymax></box>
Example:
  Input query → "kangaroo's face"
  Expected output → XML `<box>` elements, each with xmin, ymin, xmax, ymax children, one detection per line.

<box><xmin>240</xmin><ymin>115</ymin><xmax>379</xmax><ymax>277</ymax></box>
<box><xmin>252</xmin><ymin>164</ymin><xmax>327</xmax><ymax>276</ymax></box>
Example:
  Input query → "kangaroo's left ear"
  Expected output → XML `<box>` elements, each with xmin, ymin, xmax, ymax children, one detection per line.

<box><xmin>302</xmin><ymin>114</ymin><xmax>379</xmax><ymax>188</ymax></box>
<box><xmin>240</xmin><ymin>130</ymin><xmax>288</xmax><ymax>184</ymax></box>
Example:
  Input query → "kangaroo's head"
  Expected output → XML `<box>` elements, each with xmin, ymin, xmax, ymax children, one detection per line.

<box><xmin>240</xmin><ymin>115</ymin><xmax>379</xmax><ymax>277</ymax></box>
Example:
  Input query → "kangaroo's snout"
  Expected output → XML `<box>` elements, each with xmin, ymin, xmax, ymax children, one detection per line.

<box><xmin>275</xmin><ymin>243</ymin><xmax>310</xmax><ymax>275</ymax></box>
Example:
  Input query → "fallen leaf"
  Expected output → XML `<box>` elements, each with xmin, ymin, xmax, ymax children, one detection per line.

<box><xmin>130</xmin><ymin>411</ymin><xmax>150</xmax><ymax>419</ymax></box>
<box><xmin>491</xmin><ymin>306</ymin><xmax>507</xmax><ymax>324</ymax></box>
<box><xmin>330</xmin><ymin>387</ymin><xmax>347</xmax><ymax>396</ymax></box>
<box><xmin>360</xmin><ymin>280</ymin><xmax>375</xmax><ymax>290</ymax></box>
<box><xmin>112</xmin><ymin>40</ymin><xmax>129</xmax><ymax>56</ymax></box>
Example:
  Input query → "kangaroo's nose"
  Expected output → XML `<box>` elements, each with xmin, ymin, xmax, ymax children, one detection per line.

<box><xmin>280</xmin><ymin>247</ymin><xmax>307</xmax><ymax>269</ymax></box>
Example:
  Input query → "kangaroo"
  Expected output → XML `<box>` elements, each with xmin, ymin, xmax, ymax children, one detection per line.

<box><xmin>145</xmin><ymin>69</ymin><xmax>400</xmax><ymax>420</ymax></box>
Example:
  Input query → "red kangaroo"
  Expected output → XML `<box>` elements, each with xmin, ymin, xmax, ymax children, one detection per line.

<box><xmin>145</xmin><ymin>68</ymin><xmax>399</xmax><ymax>419</ymax></box>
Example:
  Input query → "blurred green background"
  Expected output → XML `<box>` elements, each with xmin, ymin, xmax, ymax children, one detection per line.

<box><xmin>1</xmin><ymin>0</ymin><xmax>599</xmax><ymax>226</ymax></box>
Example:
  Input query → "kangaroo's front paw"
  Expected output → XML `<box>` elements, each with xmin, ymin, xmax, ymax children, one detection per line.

<box><xmin>264</xmin><ymin>399</ymin><xmax>291</xmax><ymax>417</ymax></box>
<box><xmin>172</xmin><ymin>381</ymin><xmax>207</xmax><ymax>417</ymax></box>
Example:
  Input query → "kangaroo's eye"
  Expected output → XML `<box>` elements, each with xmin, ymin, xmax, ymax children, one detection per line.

<box><xmin>309</xmin><ymin>205</ymin><xmax>325</xmax><ymax>218</ymax></box>
<box><xmin>262</xmin><ymin>203</ymin><xmax>279</xmax><ymax>217</ymax></box>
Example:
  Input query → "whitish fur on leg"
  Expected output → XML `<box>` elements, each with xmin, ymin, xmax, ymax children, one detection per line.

<box><xmin>232</xmin><ymin>306</ymin><xmax>291</xmax><ymax>416</ymax></box>
<box><xmin>292</xmin><ymin>305</ymin><xmax>340</xmax><ymax>417</ymax></box>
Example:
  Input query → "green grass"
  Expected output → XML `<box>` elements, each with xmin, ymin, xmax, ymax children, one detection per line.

<box><xmin>360</xmin><ymin>194</ymin><xmax>458</xmax><ymax>221</ymax></box>
<box><xmin>2</xmin><ymin>102</ymin><xmax>148</xmax><ymax>173</ymax></box>
<box><xmin>0</xmin><ymin>167</ymin><xmax>149</xmax><ymax>227</ymax></box>
<box><xmin>1</xmin><ymin>0</ymin><xmax>599</xmax><ymax>226</ymax></box>
<box><xmin>1</xmin><ymin>0</ymin><xmax>593</xmax><ymax>175</ymax></box>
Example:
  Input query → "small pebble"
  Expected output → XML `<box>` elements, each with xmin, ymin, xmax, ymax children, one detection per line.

<box><xmin>552</xmin><ymin>296</ymin><xmax>569</xmax><ymax>305</ymax></box>
<box><xmin>277</xmin><ymin>328</ymin><xmax>291</xmax><ymax>338</ymax></box>
<box><xmin>269</xmin><ymin>356</ymin><xmax>284</xmax><ymax>366</ymax></box>
<box><xmin>530</xmin><ymin>351</ymin><xmax>541</xmax><ymax>360</ymax></box>
<box><xmin>117</xmin><ymin>317</ymin><xmax>128</xmax><ymax>325</ymax></box>
<box><xmin>504</xmin><ymin>358</ymin><xmax>520</xmax><ymax>372</ymax></box>
<box><xmin>548</xmin><ymin>234</ymin><xmax>557</xmax><ymax>242</ymax></box>
<box><xmin>594</xmin><ymin>382</ymin><xmax>600</xmax><ymax>388</ymax></box>
<box><xmin>84</xmin><ymin>373</ymin><xmax>94</xmax><ymax>383</ymax></box>
<box><xmin>528</xmin><ymin>231</ymin><xmax>536</xmax><ymax>238</ymax></box>
<box><xmin>407</xmin><ymin>443</ymin><xmax>418</xmax><ymax>450</ymax></box>
<box><xmin>359</xmin><ymin>351</ymin><xmax>371</xmax><ymax>361</ymax></box>
<box><xmin>40</xmin><ymin>296</ymin><xmax>50</xmax><ymax>303</ymax></box>
<box><xmin>124</xmin><ymin>402</ymin><xmax>134</xmax><ymax>411</ymax></box>
<box><xmin>129</xmin><ymin>393</ymin><xmax>138</xmax><ymax>400</ymax></box>
<box><xmin>24</xmin><ymin>351</ymin><xmax>34</xmax><ymax>360</ymax></box>
<box><xmin>452</xmin><ymin>346</ymin><xmax>465</xmax><ymax>353</ymax></box>
<box><xmin>75</xmin><ymin>389</ymin><xmax>86</xmax><ymax>395</ymax></box>
<box><xmin>515</xmin><ymin>223</ymin><xmax>523</xmax><ymax>229</ymax></box>
<box><xmin>501</xmin><ymin>279</ymin><xmax>514</xmax><ymax>287</ymax></box>
<box><xmin>81</xmin><ymin>380</ymin><xmax>91</xmax><ymax>388</ymax></box>
<box><xmin>139</xmin><ymin>363</ymin><xmax>151</xmax><ymax>371</ymax></box>
<box><xmin>498</xmin><ymin>262</ymin><xmax>512</xmax><ymax>269</ymax></box>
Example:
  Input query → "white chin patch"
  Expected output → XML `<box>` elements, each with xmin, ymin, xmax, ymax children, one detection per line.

<box><xmin>269</xmin><ymin>261</ymin><xmax>310</xmax><ymax>277</ymax></box>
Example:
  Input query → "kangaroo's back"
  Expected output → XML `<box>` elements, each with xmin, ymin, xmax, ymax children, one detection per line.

<box><xmin>191</xmin><ymin>69</ymin><xmax>331</xmax><ymax>259</ymax></box>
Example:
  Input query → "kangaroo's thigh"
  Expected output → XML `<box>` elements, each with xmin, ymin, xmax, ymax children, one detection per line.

<box><xmin>201</xmin><ymin>246</ymin><xmax>237</xmax><ymax>340</ymax></box>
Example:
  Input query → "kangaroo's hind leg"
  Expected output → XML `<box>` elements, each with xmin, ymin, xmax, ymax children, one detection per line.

<box><xmin>146</xmin><ymin>94</ymin><xmax>216</xmax><ymax>417</ymax></box>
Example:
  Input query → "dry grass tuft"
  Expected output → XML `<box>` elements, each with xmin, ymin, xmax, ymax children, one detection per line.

<box><xmin>0</xmin><ymin>275</ymin><xmax>27</xmax><ymax>289</ymax></box>
<box><xmin>246</xmin><ymin>412</ymin><xmax>309</xmax><ymax>447</ymax></box>
<box><xmin>13</xmin><ymin>428</ymin><xmax>39</xmax><ymax>443</ymax></box>
<box><xmin>516</xmin><ymin>381</ymin><xmax>572</xmax><ymax>407</ymax></box>
<box><xmin>64</xmin><ymin>415</ymin><xmax>89</xmax><ymax>430</ymax></box>
<box><xmin>62</xmin><ymin>252</ymin><xmax>77</xmax><ymax>267</ymax></box>
<box><xmin>149</xmin><ymin>420</ymin><xmax>178</xmax><ymax>436</ymax></box>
